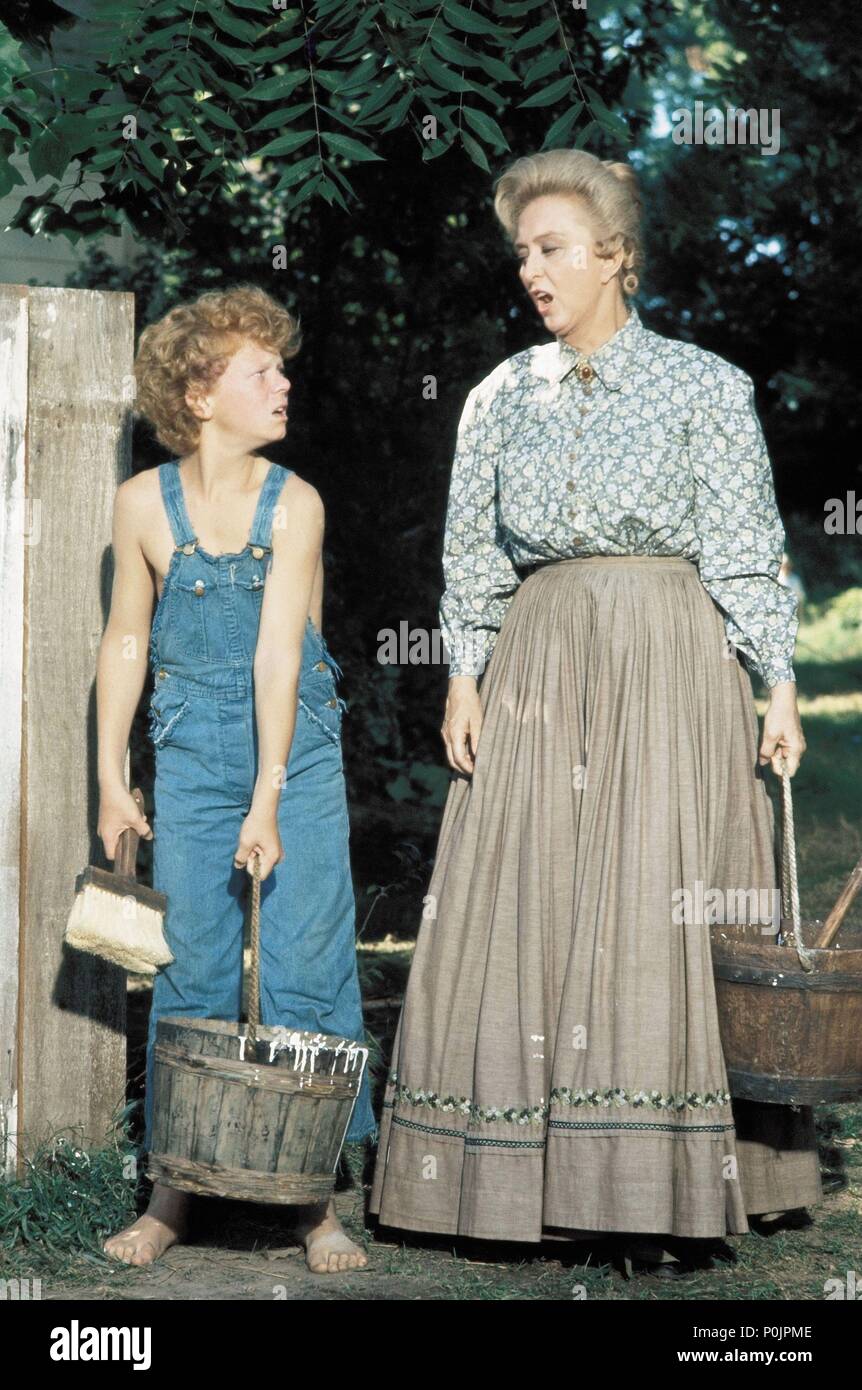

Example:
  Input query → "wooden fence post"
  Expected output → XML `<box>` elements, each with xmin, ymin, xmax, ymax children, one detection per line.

<box><xmin>0</xmin><ymin>284</ymin><xmax>135</xmax><ymax>1176</ymax></box>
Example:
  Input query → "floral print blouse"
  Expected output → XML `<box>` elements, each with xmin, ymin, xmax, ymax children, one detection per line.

<box><xmin>438</xmin><ymin>306</ymin><xmax>797</xmax><ymax>690</ymax></box>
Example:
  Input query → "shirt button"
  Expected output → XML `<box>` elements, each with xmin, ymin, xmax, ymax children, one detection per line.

<box><xmin>569</xmin><ymin>452</ymin><xmax>577</xmax><ymax>462</ymax></box>
<box><xmin>194</xmin><ymin>579</ymin><xmax>205</xmax><ymax>596</ymax></box>
<box><xmin>574</xmin><ymin>428</ymin><xmax>583</xmax><ymax>439</ymax></box>
<box><xmin>568</xmin><ymin>508</ymin><xmax>576</xmax><ymax>518</ymax></box>
<box><xmin>566</xmin><ymin>480</ymin><xmax>575</xmax><ymax>491</ymax></box>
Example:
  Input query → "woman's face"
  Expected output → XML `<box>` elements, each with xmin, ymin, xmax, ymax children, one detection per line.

<box><xmin>514</xmin><ymin>195</ymin><xmax>620</xmax><ymax>337</ymax></box>
<box><xmin>188</xmin><ymin>338</ymin><xmax>290</xmax><ymax>446</ymax></box>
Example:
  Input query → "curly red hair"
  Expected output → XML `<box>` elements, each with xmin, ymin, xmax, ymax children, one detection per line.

<box><xmin>134</xmin><ymin>284</ymin><xmax>301</xmax><ymax>454</ymax></box>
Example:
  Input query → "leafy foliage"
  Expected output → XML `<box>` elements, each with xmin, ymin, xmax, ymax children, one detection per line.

<box><xmin>0</xmin><ymin>0</ymin><xmax>674</xmax><ymax>236</ymax></box>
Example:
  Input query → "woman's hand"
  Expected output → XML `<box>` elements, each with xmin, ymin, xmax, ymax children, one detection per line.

<box><xmin>98</xmin><ymin>785</ymin><xmax>153</xmax><ymax>860</ymax></box>
<box><xmin>234</xmin><ymin>808</ymin><xmax>284</xmax><ymax>881</ymax></box>
<box><xmin>441</xmin><ymin>675</ymin><xmax>483</xmax><ymax>775</ymax></box>
<box><xmin>759</xmin><ymin>681</ymin><xmax>806</xmax><ymax>777</ymax></box>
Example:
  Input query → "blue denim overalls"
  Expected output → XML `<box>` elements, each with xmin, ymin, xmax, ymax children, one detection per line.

<box><xmin>142</xmin><ymin>459</ymin><xmax>378</xmax><ymax>1152</ymax></box>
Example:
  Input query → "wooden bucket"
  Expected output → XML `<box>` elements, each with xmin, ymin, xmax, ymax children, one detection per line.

<box><xmin>146</xmin><ymin>855</ymin><xmax>369</xmax><ymax>1203</ymax></box>
<box><xmin>710</xmin><ymin>756</ymin><xmax>862</xmax><ymax>1105</ymax></box>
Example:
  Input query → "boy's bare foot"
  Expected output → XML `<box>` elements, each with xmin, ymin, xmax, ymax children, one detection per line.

<box><xmin>291</xmin><ymin>1197</ymin><xmax>369</xmax><ymax>1274</ymax></box>
<box><xmin>103</xmin><ymin>1182</ymin><xmax>190</xmax><ymax>1266</ymax></box>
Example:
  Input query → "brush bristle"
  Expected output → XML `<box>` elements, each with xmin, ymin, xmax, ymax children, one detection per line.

<box><xmin>65</xmin><ymin>882</ymin><xmax>173</xmax><ymax>974</ymax></box>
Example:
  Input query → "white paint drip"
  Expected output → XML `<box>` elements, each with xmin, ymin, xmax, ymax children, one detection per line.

<box><xmin>236</xmin><ymin>1027</ymin><xmax>369</xmax><ymax>1081</ymax></box>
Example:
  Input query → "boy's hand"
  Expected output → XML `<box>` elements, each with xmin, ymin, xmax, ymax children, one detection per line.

<box><xmin>234</xmin><ymin>810</ymin><xmax>284</xmax><ymax>881</ymax></box>
<box><xmin>98</xmin><ymin>786</ymin><xmax>152</xmax><ymax>860</ymax></box>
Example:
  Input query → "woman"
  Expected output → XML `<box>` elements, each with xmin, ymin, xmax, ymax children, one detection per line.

<box><xmin>370</xmin><ymin>151</ymin><xmax>822</xmax><ymax>1275</ymax></box>
<box><xmin>97</xmin><ymin>286</ymin><xmax>376</xmax><ymax>1272</ymax></box>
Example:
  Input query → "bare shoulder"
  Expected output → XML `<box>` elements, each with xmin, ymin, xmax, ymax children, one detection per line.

<box><xmin>113</xmin><ymin>466</ymin><xmax>162</xmax><ymax>536</ymax></box>
<box><xmin>272</xmin><ymin>470</ymin><xmax>324</xmax><ymax>544</ymax></box>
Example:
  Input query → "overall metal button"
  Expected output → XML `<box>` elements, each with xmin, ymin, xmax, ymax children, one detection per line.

<box><xmin>315</xmin><ymin>660</ymin><xmax>328</xmax><ymax>671</ymax></box>
<box><xmin>157</xmin><ymin>669</ymin><xmax>168</xmax><ymax>680</ymax></box>
<box><xmin>251</xmin><ymin>574</ymin><xmax>263</xmax><ymax>588</ymax></box>
<box><xmin>251</xmin><ymin>546</ymin><xmax>264</xmax><ymax>559</ymax></box>
<box><xmin>326</xmin><ymin>698</ymin><xmax>338</xmax><ymax>708</ymax></box>
<box><xmin>194</xmin><ymin>579</ymin><xmax>205</xmax><ymax>596</ymax></box>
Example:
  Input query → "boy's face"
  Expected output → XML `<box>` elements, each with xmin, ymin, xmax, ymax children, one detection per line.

<box><xmin>187</xmin><ymin>338</ymin><xmax>290</xmax><ymax>447</ymax></box>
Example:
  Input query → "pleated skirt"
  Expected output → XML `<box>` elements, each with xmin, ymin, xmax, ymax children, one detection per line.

<box><xmin>369</xmin><ymin>556</ymin><xmax>823</xmax><ymax>1242</ymax></box>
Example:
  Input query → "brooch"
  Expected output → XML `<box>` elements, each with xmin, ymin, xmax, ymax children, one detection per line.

<box><xmin>575</xmin><ymin>359</ymin><xmax>596</xmax><ymax>384</ymax></box>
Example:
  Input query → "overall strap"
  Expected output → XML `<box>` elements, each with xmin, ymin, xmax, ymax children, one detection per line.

<box><xmin>159</xmin><ymin>462</ymin><xmax>197</xmax><ymax>548</ymax></box>
<box><xmin>248</xmin><ymin>461</ymin><xmax>293</xmax><ymax>553</ymax></box>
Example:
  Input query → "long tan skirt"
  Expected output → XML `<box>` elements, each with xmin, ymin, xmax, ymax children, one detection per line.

<box><xmin>369</xmin><ymin>556</ymin><xmax>823</xmax><ymax>1241</ymax></box>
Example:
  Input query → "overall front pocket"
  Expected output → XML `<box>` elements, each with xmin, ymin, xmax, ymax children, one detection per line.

<box><xmin>148</xmin><ymin>691</ymin><xmax>191</xmax><ymax>749</ymax></box>
<box><xmin>167</xmin><ymin>579</ymin><xmax>212</xmax><ymax>661</ymax></box>
<box><xmin>298</xmin><ymin>666</ymin><xmax>345</xmax><ymax>746</ymax></box>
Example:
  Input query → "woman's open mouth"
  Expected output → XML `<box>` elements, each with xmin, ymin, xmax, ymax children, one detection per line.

<box><xmin>533</xmin><ymin>292</ymin><xmax>554</xmax><ymax>314</ymax></box>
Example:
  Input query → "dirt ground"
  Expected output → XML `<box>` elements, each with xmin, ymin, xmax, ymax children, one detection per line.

<box><xmin>42</xmin><ymin>1140</ymin><xmax>861</xmax><ymax>1302</ymax></box>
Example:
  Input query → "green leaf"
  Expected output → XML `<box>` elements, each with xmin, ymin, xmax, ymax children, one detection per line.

<box><xmin>200</xmin><ymin>101</ymin><xmax>242</xmax><ymax>132</ymax></box>
<box><xmin>320</xmin><ymin>131</ymin><xmax>383</xmax><ymax>162</ymax></box>
<box><xmin>249</xmin><ymin>103</ymin><xmax>313</xmax><ymax>133</ymax></box>
<box><xmin>581</xmin><ymin>84</ymin><xmax>629</xmax><ymax>141</ymax></box>
<box><xmin>416</xmin><ymin>51</ymin><xmax>476</xmax><ymax>94</ymax></box>
<box><xmin>273</xmin><ymin>153</ymin><xmax>318</xmax><ymax>192</ymax></box>
<box><xmin>462</xmin><ymin>107</ymin><xmax>509</xmax><ymax>151</ymax></box>
<box><xmin>443</xmin><ymin>1</ymin><xmax>507</xmax><ymax>37</ymax></box>
<box><xmin>541</xmin><ymin>101</ymin><xmax>583</xmax><ymax>149</ymax></box>
<box><xmin>377</xmin><ymin>90</ymin><xmax>413</xmax><ymax>133</ymax></box>
<box><xmin>247</xmin><ymin>72</ymin><xmax>307</xmax><ymax>101</ymax></box>
<box><xmin>430</xmin><ymin>31</ymin><xmax>480</xmax><ymax>67</ymax></box>
<box><xmin>353</xmin><ymin>70</ymin><xmax>402</xmax><ymax>120</ymax></box>
<box><xmin>255</xmin><ymin>36</ymin><xmax>307</xmax><ymax>62</ymax></box>
<box><xmin>475</xmin><ymin>53</ymin><xmax>520</xmax><ymax>83</ymax></box>
<box><xmin>317</xmin><ymin>173</ymin><xmax>350</xmax><ymax>212</ymax></box>
<box><xmin>254</xmin><ymin>129</ymin><xmax>315</xmax><ymax>158</ymax></box>
<box><xmin>29</xmin><ymin>128</ymin><xmax>69</xmax><ymax>183</ymax></box>
<box><xmin>0</xmin><ymin>160</ymin><xmax>26</xmax><ymax>198</ymax></box>
<box><xmin>211</xmin><ymin>5</ymin><xmax>259</xmax><ymax>42</ymax></box>
<box><xmin>510</xmin><ymin>16</ymin><xmax>560</xmax><ymax>52</ymax></box>
<box><xmin>518</xmin><ymin>75</ymin><xmax>574</xmax><ymax>108</ymax></box>
<box><xmin>573</xmin><ymin>119</ymin><xmax>598</xmax><ymax>149</ymax></box>
<box><xmin>135</xmin><ymin>139</ymin><xmax>165</xmax><ymax>182</ymax></box>
<box><xmin>89</xmin><ymin>146</ymin><xmax>126</xmax><ymax>170</ymax></box>
<box><xmin>333</xmin><ymin>53</ymin><xmax>379</xmax><ymax>94</ymax></box>
<box><xmin>523</xmin><ymin>49</ymin><xmax>567</xmax><ymax>86</ymax></box>
<box><xmin>287</xmin><ymin>173</ymin><xmax>321</xmax><ymax>209</ymax></box>
<box><xmin>461</xmin><ymin>130</ymin><xmax>490</xmax><ymax>172</ymax></box>
<box><xmin>53</xmin><ymin>114</ymin><xmax>98</xmax><ymax>157</ymax></box>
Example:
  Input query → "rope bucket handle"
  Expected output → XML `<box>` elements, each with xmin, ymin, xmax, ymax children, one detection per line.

<box><xmin>777</xmin><ymin>754</ymin><xmax>816</xmax><ymax>972</ymax></box>
<box><xmin>246</xmin><ymin>850</ymin><xmax>263</xmax><ymax>1050</ymax></box>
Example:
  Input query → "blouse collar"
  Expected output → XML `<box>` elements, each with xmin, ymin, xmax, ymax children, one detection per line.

<box><xmin>555</xmin><ymin>305</ymin><xmax>645</xmax><ymax>387</ymax></box>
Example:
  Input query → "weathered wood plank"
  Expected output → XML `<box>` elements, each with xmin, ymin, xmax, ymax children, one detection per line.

<box><xmin>14</xmin><ymin>286</ymin><xmax>135</xmax><ymax>1166</ymax></box>
<box><xmin>0</xmin><ymin>284</ymin><xmax>29</xmax><ymax>1176</ymax></box>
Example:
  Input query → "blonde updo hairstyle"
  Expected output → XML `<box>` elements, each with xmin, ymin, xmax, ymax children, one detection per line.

<box><xmin>493</xmin><ymin>150</ymin><xmax>643</xmax><ymax>297</ymax></box>
<box><xmin>134</xmin><ymin>284</ymin><xmax>301</xmax><ymax>456</ymax></box>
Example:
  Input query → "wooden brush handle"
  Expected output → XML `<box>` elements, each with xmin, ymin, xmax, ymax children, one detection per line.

<box><xmin>813</xmin><ymin>849</ymin><xmax>862</xmax><ymax>949</ymax></box>
<box><xmin>114</xmin><ymin>787</ymin><xmax>145</xmax><ymax>879</ymax></box>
